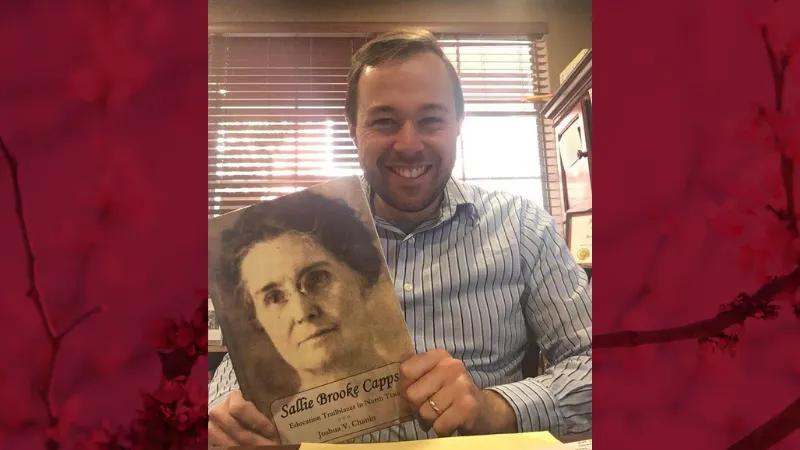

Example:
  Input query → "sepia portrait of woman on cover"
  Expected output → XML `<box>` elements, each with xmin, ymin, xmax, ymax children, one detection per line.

<box><xmin>216</xmin><ymin>187</ymin><xmax>412</xmax><ymax>394</ymax></box>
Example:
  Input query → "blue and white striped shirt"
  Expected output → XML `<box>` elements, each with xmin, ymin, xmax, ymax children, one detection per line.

<box><xmin>209</xmin><ymin>178</ymin><xmax>592</xmax><ymax>441</ymax></box>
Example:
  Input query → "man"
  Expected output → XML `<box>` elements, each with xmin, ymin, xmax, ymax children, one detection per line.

<box><xmin>208</xmin><ymin>28</ymin><xmax>592</xmax><ymax>446</ymax></box>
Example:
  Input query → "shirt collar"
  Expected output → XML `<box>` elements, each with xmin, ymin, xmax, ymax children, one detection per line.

<box><xmin>440</xmin><ymin>177</ymin><xmax>480</xmax><ymax>222</ymax></box>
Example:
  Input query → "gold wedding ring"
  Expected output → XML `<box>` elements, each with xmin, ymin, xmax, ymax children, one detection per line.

<box><xmin>429</xmin><ymin>399</ymin><xmax>442</xmax><ymax>415</ymax></box>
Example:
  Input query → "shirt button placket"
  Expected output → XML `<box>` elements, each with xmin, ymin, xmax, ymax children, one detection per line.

<box><xmin>400</xmin><ymin>235</ymin><xmax>416</xmax><ymax>296</ymax></box>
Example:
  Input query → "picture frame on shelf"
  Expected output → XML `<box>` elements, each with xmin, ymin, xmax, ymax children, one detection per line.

<box><xmin>565</xmin><ymin>209</ymin><xmax>592</xmax><ymax>267</ymax></box>
<box><xmin>208</xmin><ymin>298</ymin><xmax>223</xmax><ymax>347</ymax></box>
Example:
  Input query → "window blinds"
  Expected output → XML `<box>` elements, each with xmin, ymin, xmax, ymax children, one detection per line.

<box><xmin>208</xmin><ymin>34</ymin><xmax>549</xmax><ymax>218</ymax></box>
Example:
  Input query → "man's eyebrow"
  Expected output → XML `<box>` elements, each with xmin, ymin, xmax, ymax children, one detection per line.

<box><xmin>365</xmin><ymin>103</ymin><xmax>449</xmax><ymax>116</ymax></box>
<box><xmin>420</xmin><ymin>103</ymin><xmax>449</xmax><ymax>113</ymax></box>
<box><xmin>365</xmin><ymin>105</ymin><xmax>395</xmax><ymax>116</ymax></box>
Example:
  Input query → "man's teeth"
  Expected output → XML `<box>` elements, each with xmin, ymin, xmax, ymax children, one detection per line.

<box><xmin>392</xmin><ymin>167</ymin><xmax>427</xmax><ymax>179</ymax></box>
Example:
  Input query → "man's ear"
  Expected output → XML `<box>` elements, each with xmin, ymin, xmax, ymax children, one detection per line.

<box><xmin>456</xmin><ymin>115</ymin><xmax>464</xmax><ymax>137</ymax></box>
<box><xmin>347</xmin><ymin>121</ymin><xmax>358</xmax><ymax>148</ymax></box>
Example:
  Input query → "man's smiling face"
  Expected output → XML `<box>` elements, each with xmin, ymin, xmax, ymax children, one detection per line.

<box><xmin>349</xmin><ymin>52</ymin><xmax>462</xmax><ymax>213</ymax></box>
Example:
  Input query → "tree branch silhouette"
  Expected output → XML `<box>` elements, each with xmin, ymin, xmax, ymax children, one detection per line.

<box><xmin>0</xmin><ymin>137</ymin><xmax>57</xmax><ymax>341</ymax></box>
<box><xmin>759</xmin><ymin>25</ymin><xmax>797</xmax><ymax>238</ymax></box>
<box><xmin>1</xmin><ymin>137</ymin><xmax>103</xmax><ymax>450</ymax></box>
<box><xmin>594</xmin><ymin>265</ymin><xmax>800</xmax><ymax>348</ymax></box>
<box><xmin>726</xmin><ymin>396</ymin><xmax>800</xmax><ymax>450</ymax></box>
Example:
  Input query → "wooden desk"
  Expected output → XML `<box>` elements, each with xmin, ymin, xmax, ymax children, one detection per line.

<box><xmin>222</xmin><ymin>432</ymin><xmax>592</xmax><ymax>449</ymax></box>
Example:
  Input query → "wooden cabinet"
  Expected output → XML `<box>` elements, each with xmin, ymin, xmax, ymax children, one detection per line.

<box><xmin>558</xmin><ymin>110</ymin><xmax>591</xmax><ymax>211</ymax></box>
<box><xmin>542</xmin><ymin>50</ymin><xmax>592</xmax><ymax>275</ymax></box>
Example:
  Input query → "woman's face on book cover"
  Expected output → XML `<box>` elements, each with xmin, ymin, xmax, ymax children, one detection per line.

<box><xmin>240</xmin><ymin>231</ymin><xmax>368</xmax><ymax>373</ymax></box>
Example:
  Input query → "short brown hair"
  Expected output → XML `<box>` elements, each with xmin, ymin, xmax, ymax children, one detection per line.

<box><xmin>345</xmin><ymin>28</ymin><xmax>465</xmax><ymax>125</ymax></box>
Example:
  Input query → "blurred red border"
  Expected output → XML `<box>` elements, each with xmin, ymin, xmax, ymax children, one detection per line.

<box><xmin>0</xmin><ymin>1</ymin><xmax>208</xmax><ymax>448</ymax></box>
<box><xmin>594</xmin><ymin>1</ymin><xmax>800</xmax><ymax>449</ymax></box>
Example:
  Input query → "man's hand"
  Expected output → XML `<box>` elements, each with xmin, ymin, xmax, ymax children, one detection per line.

<box><xmin>209</xmin><ymin>390</ymin><xmax>280</xmax><ymax>447</ymax></box>
<box><xmin>399</xmin><ymin>349</ymin><xmax>518</xmax><ymax>437</ymax></box>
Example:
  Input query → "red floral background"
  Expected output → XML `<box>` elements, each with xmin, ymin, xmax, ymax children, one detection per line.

<box><xmin>595</xmin><ymin>0</ymin><xmax>800</xmax><ymax>449</ymax></box>
<box><xmin>0</xmin><ymin>1</ymin><xmax>207</xmax><ymax>448</ymax></box>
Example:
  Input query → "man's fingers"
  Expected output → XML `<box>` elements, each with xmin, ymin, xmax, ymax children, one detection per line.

<box><xmin>431</xmin><ymin>406</ymin><xmax>462</xmax><ymax>437</ymax></box>
<box><xmin>400</xmin><ymin>350</ymin><xmax>470</xmax><ymax>436</ymax></box>
<box><xmin>208</xmin><ymin>421</ymin><xmax>238</xmax><ymax>447</ymax></box>
<box><xmin>400</xmin><ymin>349</ymin><xmax>451</xmax><ymax>386</ymax></box>
<box><xmin>228</xmin><ymin>391</ymin><xmax>279</xmax><ymax>439</ymax></box>
<box><xmin>210</xmin><ymin>405</ymin><xmax>272</xmax><ymax>445</ymax></box>
<box><xmin>210</xmin><ymin>395</ymin><xmax>250</xmax><ymax>439</ymax></box>
<box><xmin>431</xmin><ymin>395</ymin><xmax>478</xmax><ymax>437</ymax></box>
<box><xmin>404</xmin><ymin>359</ymin><xmax>462</xmax><ymax>409</ymax></box>
<box><xmin>417</xmin><ymin>374</ymin><xmax>469</xmax><ymax>426</ymax></box>
<box><xmin>417</xmin><ymin>418</ymin><xmax>433</xmax><ymax>433</ymax></box>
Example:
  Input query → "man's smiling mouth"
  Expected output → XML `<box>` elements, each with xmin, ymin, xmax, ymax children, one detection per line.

<box><xmin>388</xmin><ymin>165</ymin><xmax>432</xmax><ymax>179</ymax></box>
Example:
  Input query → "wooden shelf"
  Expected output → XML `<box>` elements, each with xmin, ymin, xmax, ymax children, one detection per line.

<box><xmin>541</xmin><ymin>49</ymin><xmax>592</xmax><ymax>123</ymax></box>
<box><xmin>209</xmin><ymin>345</ymin><xmax>227</xmax><ymax>353</ymax></box>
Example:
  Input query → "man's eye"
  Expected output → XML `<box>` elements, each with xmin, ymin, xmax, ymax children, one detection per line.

<box><xmin>372</xmin><ymin>118</ymin><xmax>396</xmax><ymax>126</ymax></box>
<box><xmin>420</xmin><ymin>117</ymin><xmax>444</xmax><ymax>126</ymax></box>
<box><xmin>302</xmin><ymin>270</ymin><xmax>332</xmax><ymax>293</ymax></box>
<box><xmin>264</xmin><ymin>290</ymin><xmax>286</xmax><ymax>305</ymax></box>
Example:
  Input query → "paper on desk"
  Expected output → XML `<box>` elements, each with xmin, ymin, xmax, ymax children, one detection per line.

<box><xmin>540</xmin><ymin>439</ymin><xmax>591</xmax><ymax>449</ymax></box>
<box><xmin>537</xmin><ymin>439</ymin><xmax>592</xmax><ymax>450</ymax></box>
<box><xmin>299</xmin><ymin>431</ymin><xmax>562</xmax><ymax>450</ymax></box>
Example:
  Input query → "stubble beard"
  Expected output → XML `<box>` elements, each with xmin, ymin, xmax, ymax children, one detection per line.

<box><xmin>367</xmin><ymin>169</ymin><xmax>449</xmax><ymax>214</ymax></box>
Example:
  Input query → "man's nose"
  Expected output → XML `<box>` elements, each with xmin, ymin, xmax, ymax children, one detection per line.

<box><xmin>394</xmin><ymin>121</ymin><xmax>424</xmax><ymax>153</ymax></box>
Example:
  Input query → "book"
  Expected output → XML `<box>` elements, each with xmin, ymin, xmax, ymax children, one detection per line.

<box><xmin>208</xmin><ymin>176</ymin><xmax>416</xmax><ymax>444</ymax></box>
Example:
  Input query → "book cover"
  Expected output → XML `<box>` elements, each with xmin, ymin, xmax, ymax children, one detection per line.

<box><xmin>208</xmin><ymin>176</ymin><xmax>416</xmax><ymax>444</ymax></box>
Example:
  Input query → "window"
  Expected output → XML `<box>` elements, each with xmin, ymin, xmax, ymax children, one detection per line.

<box><xmin>208</xmin><ymin>34</ymin><xmax>549</xmax><ymax>218</ymax></box>
<box><xmin>439</xmin><ymin>35</ymin><xmax>546</xmax><ymax>206</ymax></box>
